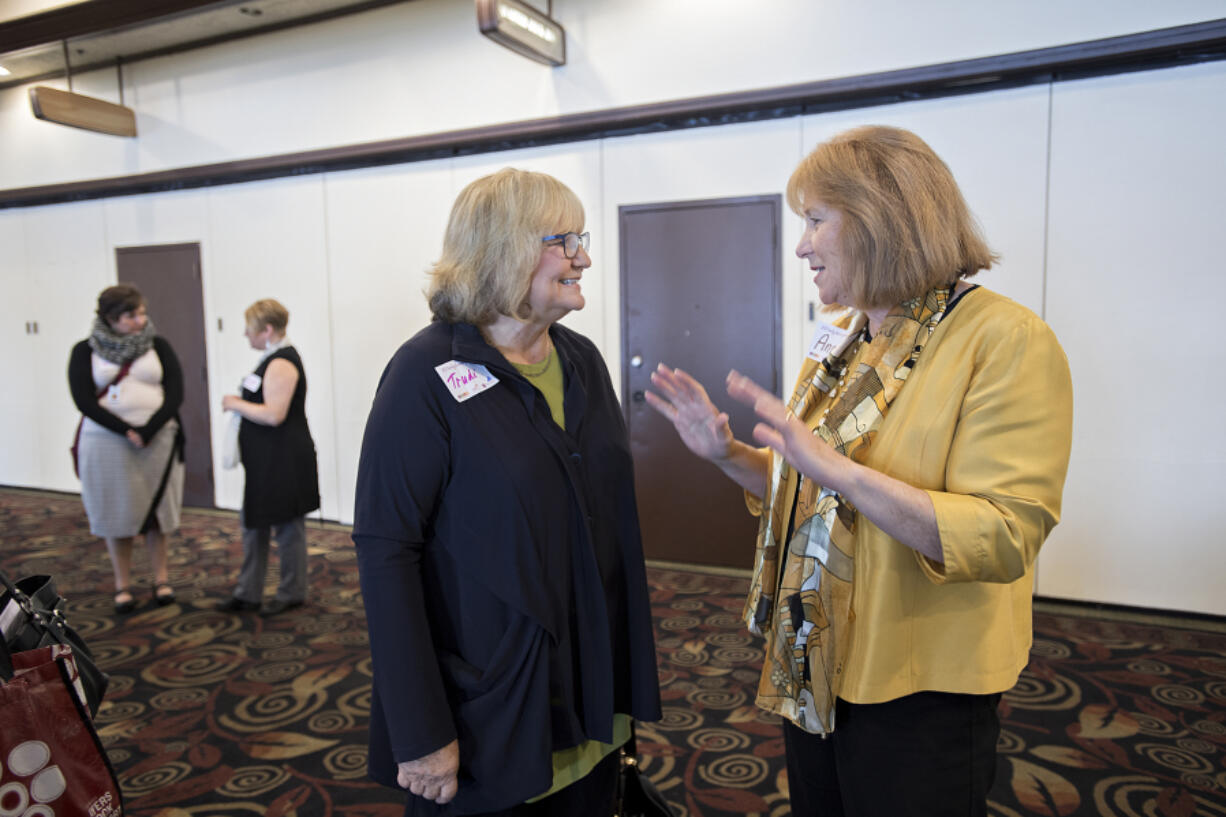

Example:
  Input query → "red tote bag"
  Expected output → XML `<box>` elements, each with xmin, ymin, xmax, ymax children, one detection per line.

<box><xmin>0</xmin><ymin>644</ymin><xmax>123</xmax><ymax>817</ymax></box>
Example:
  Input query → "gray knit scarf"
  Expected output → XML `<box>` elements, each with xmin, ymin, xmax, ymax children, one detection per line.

<box><xmin>88</xmin><ymin>315</ymin><xmax>156</xmax><ymax>365</ymax></box>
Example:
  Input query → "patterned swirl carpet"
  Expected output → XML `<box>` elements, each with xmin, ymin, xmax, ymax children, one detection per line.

<box><xmin>1</xmin><ymin>488</ymin><xmax>1224</xmax><ymax>816</ymax></box>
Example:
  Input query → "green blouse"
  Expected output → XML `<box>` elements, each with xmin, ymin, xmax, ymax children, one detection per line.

<box><xmin>514</xmin><ymin>346</ymin><xmax>631</xmax><ymax>801</ymax></box>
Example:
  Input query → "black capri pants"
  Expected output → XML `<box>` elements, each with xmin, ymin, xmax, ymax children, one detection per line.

<box><xmin>783</xmin><ymin>691</ymin><xmax>1002</xmax><ymax>817</ymax></box>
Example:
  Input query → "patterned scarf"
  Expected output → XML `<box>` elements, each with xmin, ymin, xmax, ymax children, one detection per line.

<box><xmin>88</xmin><ymin>315</ymin><xmax>155</xmax><ymax>365</ymax></box>
<box><xmin>742</xmin><ymin>284</ymin><xmax>955</xmax><ymax>735</ymax></box>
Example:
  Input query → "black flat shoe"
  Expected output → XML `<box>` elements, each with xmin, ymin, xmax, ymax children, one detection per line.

<box><xmin>214</xmin><ymin>596</ymin><xmax>260</xmax><ymax>613</ymax></box>
<box><xmin>154</xmin><ymin>584</ymin><xmax>176</xmax><ymax>606</ymax></box>
<box><xmin>258</xmin><ymin>599</ymin><xmax>303</xmax><ymax>618</ymax></box>
<box><xmin>114</xmin><ymin>589</ymin><xmax>136</xmax><ymax>615</ymax></box>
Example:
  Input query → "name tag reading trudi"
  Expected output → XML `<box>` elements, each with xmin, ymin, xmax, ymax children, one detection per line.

<box><xmin>242</xmin><ymin>373</ymin><xmax>263</xmax><ymax>392</ymax></box>
<box><xmin>436</xmin><ymin>361</ymin><xmax>499</xmax><ymax>403</ymax></box>
<box><xmin>806</xmin><ymin>321</ymin><xmax>856</xmax><ymax>362</ymax></box>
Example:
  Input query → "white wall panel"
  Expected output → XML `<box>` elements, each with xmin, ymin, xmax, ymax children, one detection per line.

<box><xmin>0</xmin><ymin>209</ymin><xmax>38</xmax><ymax>487</ymax></box>
<box><xmin>103</xmin><ymin>191</ymin><xmax>210</xmax><ymax>249</ymax></box>
<box><xmin>1040</xmin><ymin>62</ymin><xmax>1226</xmax><ymax>615</ymax></box>
<box><xmin>322</xmin><ymin>161</ymin><xmax>451</xmax><ymax>524</ymax></box>
<box><xmin>26</xmin><ymin>202</ymin><xmax>113</xmax><ymax>492</ymax></box>
<box><xmin>204</xmin><ymin>177</ymin><xmax>340</xmax><ymax>521</ymax></box>
<box><xmin>0</xmin><ymin>202</ymin><xmax>114</xmax><ymax>491</ymax></box>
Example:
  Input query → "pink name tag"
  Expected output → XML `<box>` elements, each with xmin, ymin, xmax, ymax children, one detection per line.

<box><xmin>435</xmin><ymin>361</ymin><xmax>499</xmax><ymax>403</ymax></box>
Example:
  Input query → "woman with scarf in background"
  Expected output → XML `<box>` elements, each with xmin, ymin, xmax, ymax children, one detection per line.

<box><xmin>69</xmin><ymin>283</ymin><xmax>184</xmax><ymax>615</ymax></box>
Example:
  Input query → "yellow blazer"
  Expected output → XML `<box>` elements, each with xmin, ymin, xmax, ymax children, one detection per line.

<box><xmin>753</xmin><ymin>287</ymin><xmax>1073</xmax><ymax>704</ymax></box>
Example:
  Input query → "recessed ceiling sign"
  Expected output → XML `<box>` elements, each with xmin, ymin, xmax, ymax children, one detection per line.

<box><xmin>476</xmin><ymin>0</ymin><xmax>565</xmax><ymax>67</ymax></box>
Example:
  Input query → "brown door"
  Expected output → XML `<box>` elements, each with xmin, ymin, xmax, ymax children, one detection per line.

<box><xmin>116</xmin><ymin>243</ymin><xmax>215</xmax><ymax>508</ymax></box>
<box><xmin>621</xmin><ymin>196</ymin><xmax>781</xmax><ymax>569</ymax></box>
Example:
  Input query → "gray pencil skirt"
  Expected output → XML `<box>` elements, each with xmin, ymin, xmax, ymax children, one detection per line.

<box><xmin>78</xmin><ymin>418</ymin><xmax>184</xmax><ymax>538</ymax></box>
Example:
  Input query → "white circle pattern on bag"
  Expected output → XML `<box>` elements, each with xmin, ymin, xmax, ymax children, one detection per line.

<box><xmin>0</xmin><ymin>740</ymin><xmax>66</xmax><ymax>815</ymax></box>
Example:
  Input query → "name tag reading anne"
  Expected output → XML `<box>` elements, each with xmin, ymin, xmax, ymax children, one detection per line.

<box><xmin>436</xmin><ymin>361</ymin><xmax>499</xmax><ymax>402</ymax></box>
<box><xmin>242</xmin><ymin>373</ymin><xmax>263</xmax><ymax>393</ymax></box>
<box><xmin>806</xmin><ymin>321</ymin><xmax>857</xmax><ymax>362</ymax></box>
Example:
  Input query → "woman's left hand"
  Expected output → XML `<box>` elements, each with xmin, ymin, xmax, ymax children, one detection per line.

<box><xmin>221</xmin><ymin>394</ymin><xmax>240</xmax><ymax>412</ymax></box>
<box><xmin>725</xmin><ymin>369</ymin><xmax>847</xmax><ymax>492</ymax></box>
<box><xmin>727</xmin><ymin>368</ymin><xmax>945</xmax><ymax>561</ymax></box>
<box><xmin>397</xmin><ymin>739</ymin><xmax>459</xmax><ymax>804</ymax></box>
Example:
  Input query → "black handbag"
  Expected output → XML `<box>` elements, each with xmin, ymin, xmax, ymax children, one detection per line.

<box><xmin>0</xmin><ymin>571</ymin><xmax>109</xmax><ymax>717</ymax></box>
<box><xmin>616</xmin><ymin>723</ymin><xmax>675</xmax><ymax>817</ymax></box>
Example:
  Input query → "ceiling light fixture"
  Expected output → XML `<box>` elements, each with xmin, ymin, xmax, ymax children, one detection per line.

<box><xmin>30</xmin><ymin>86</ymin><xmax>136</xmax><ymax>136</ymax></box>
<box><xmin>29</xmin><ymin>41</ymin><xmax>136</xmax><ymax>137</ymax></box>
<box><xmin>0</xmin><ymin>65</ymin><xmax>11</xmax><ymax>76</ymax></box>
<box><xmin>476</xmin><ymin>0</ymin><xmax>565</xmax><ymax>67</ymax></box>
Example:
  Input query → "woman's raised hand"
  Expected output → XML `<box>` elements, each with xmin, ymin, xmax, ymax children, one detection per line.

<box><xmin>645</xmin><ymin>365</ymin><xmax>734</xmax><ymax>462</ymax></box>
<box><xmin>725</xmin><ymin>369</ymin><xmax>844</xmax><ymax>489</ymax></box>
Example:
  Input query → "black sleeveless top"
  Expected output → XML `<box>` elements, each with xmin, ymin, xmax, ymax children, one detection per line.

<box><xmin>238</xmin><ymin>346</ymin><xmax>320</xmax><ymax>527</ymax></box>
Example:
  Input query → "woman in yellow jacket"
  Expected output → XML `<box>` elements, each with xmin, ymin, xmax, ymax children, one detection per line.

<box><xmin>647</xmin><ymin>125</ymin><xmax>1073</xmax><ymax>816</ymax></box>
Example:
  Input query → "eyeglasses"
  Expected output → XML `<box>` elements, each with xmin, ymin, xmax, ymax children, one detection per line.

<box><xmin>541</xmin><ymin>231</ymin><xmax>590</xmax><ymax>258</ymax></box>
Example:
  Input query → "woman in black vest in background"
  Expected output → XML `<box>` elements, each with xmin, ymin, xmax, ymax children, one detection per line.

<box><xmin>215</xmin><ymin>298</ymin><xmax>320</xmax><ymax>617</ymax></box>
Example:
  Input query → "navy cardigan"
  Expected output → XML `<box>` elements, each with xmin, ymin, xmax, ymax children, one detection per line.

<box><xmin>352</xmin><ymin>320</ymin><xmax>661</xmax><ymax>814</ymax></box>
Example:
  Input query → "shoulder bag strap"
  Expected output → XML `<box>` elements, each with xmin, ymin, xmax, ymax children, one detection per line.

<box><xmin>95</xmin><ymin>358</ymin><xmax>136</xmax><ymax>400</ymax></box>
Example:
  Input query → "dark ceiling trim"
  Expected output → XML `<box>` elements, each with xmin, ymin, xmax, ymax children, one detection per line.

<box><xmin>3</xmin><ymin>18</ymin><xmax>1225</xmax><ymax>210</ymax></box>
<box><xmin>0</xmin><ymin>0</ymin><xmax>227</xmax><ymax>53</ymax></box>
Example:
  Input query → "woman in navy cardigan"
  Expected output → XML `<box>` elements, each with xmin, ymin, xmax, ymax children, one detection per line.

<box><xmin>353</xmin><ymin>168</ymin><xmax>661</xmax><ymax>816</ymax></box>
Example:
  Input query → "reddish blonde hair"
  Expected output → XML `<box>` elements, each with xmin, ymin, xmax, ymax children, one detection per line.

<box><xmin>787</xmin><ymin>125</ymin><xmax>997</xmax><ymax>308</ymax></box>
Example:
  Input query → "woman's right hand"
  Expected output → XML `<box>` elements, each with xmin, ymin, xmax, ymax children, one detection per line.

<box><xmin>645</xmin><ymin>364</ymin><xmax>734</xmax><ymax>462</ymax></box>
<box><xmin>397</xmin><ymin>739</ymin><xmax>459</xmax><ymax>804</ymax></box>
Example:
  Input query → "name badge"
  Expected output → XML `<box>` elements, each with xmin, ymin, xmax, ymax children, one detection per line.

<box><xmin>242</xmin><ymin>373</ymin><xmax>263</xmax><ymax>392</ymax></box>
<box><xmin>436</xmin><ymin>361</ymin><xmax>499</xmax><ymax>402</ymax></box>
<box><xmin>806</xmin><ymin>321</ymin><xmax>857</xmax><ymax>362</ymax></box>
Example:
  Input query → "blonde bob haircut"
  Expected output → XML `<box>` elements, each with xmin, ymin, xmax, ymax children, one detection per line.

<box><xmin>786</xmin><ymin>125</ymin><xmax>998</xmax><ymax>310</ymax></box>
<box><xmin>245</xmin><ymin>298</ymin><xmax>289</xmax><ymax>333</ymax></box>
<box><xmin>428</xmin><ymin>168</ymin><xmax>585</xmax><ymax>325</ymax></box>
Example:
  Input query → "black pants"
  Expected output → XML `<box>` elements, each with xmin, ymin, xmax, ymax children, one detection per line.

<box><xmin>783</xmin><ymin>691</ymin><xmax>1002</xmax><ymax>817</ymax></box>
<box><xmin>406</xmin><ymin>748</ymin><xmax>620</xmax><ymax>817</ymax></box>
